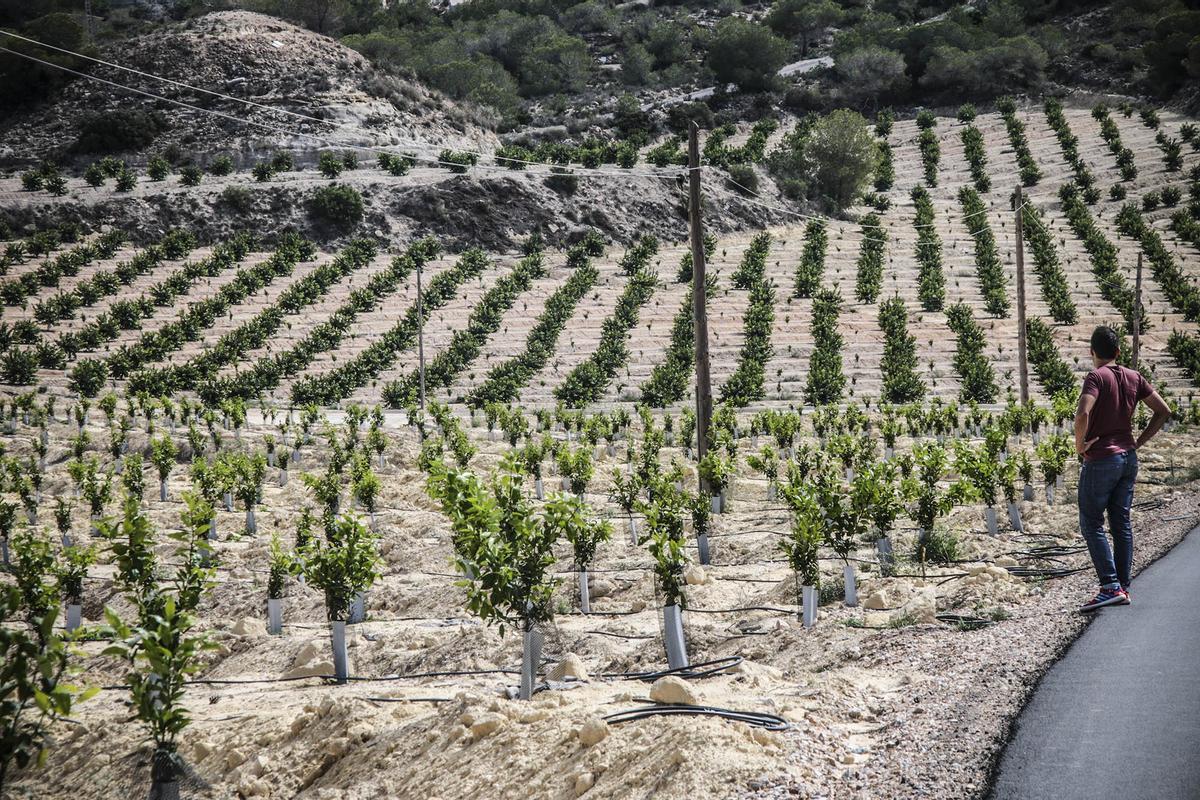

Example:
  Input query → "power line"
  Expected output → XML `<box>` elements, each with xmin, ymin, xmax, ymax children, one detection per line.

<box><xmin>0</xmin><ymin>30</ymin><xmax>685</xmax><ymax>180</ymax></box>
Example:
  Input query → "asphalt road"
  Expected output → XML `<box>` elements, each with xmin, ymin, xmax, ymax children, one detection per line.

<box><xmin>990</xmin><ymin>524</ymin><xmax>1200</xmax><ymax>800</ymax></box>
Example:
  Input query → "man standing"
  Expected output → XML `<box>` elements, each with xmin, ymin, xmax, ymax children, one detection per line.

<box><xmin>1074</xmin><ymin>326</ymin><xmax>1171</xmax><ymax>612</ymax></box>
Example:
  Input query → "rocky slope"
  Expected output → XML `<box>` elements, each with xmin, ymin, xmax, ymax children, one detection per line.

<box><xmin>0</xmin><ymin>11</ymin><xmax>498</xmax><ymax>167</ymax></box>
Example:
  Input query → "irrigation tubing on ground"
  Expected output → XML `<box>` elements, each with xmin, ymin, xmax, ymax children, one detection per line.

<box><xmin>601</xmin><ymin>655</ymin><xmax>744</xmax><ymax>682</ymax></box>
<box><xmin>603</xmin><ymin>703</ymin><xmax>789</xmax><ymax>731</ymax></box>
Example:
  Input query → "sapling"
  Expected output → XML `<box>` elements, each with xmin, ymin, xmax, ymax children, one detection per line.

<box><xmin>520</xmin><ymin>438</ymin><xmax>548</xmax><ymax>499</ymax></box>
<box><xmin>11</xmin><ymin>528</ymin><xmax>59</xmax><ymax>642</ymax></box>
<box><xmin>367</xmin><ymin>425</ymin><xmax>388</xmax><ymax>468</ymax></box>
<box><xmin>122</xmin><ymin>452</ymin><xmax>146</xmax><ymax>503</ymax></box>
<box><xmin>689</xmin><ymin>491</ymin><xmax>713</xmax><ymax>565</ymax></box>
<box><xmin>151</xmin><ymin>435</ymin><xmax>177</xmax><ymax>502</ymax></box>
<box><xmin>1036</xmin><ymin>434</ymin><xmax>1071</xmax><ymax>504</ymax></box>
<box><xmin>14</xmin><ymin>473</ymin><xmax>36</xmax><ymax>525</ymax></box>
<box><xmin>999</xmin><ymin>457</ymin><xmax>1023</xmax><ymax>531</ymax></box>
<box><xmin>545</xmin><ymin>493</ymin><xmax>611</xmax><ymax>614</ymax></box>
<box><xmin>352</xmin><ymin>466</ymin><xmax>382</xmax><ymax>530</ymax></box>
<box><xmin>233</xmin><ymin>452</ymin><xmax>267</xmax><ymax>534</ymax></box>
<box><xmin>817</xmin><ymin>473</ymin><xmax>869</xmax><ymax>606</ymax></box>
<box><xmin>302</xmin><ymin>465</ymin><xmax>342</xmax><ymax>517</ymax></box>
<box><xmin>32</xmin><ymin>431</ymin><xmax>48</xmax><ymax>472</ymax></box>
<box><xmin>98</xmin><ymin>497</ymin><xmax>159</xmax><ymax>614</ymax></box>
<box><xmin>302</xmin><ymin>514</ymin><xmax>382</xmax><ymax>680</ymax></box>
<box><xmin>954</xmin><ymin>440</ymin><xmax>1002</xmax><ymax>536</ymax></box>
<box><xmin>56</xmin><ymin>543</ymin><xmax>95</xmax><ymax>632</ymax></box>
<box><xmin>189</xmin><ymin>458</ymin><xmax>222</xmax><ymax>540</ymax></box>
<box><xmin>779</xmin><ymin>483</ymin><xmax>822</xmax><ymax>627</ymax></box>
<box><xmin>427</xmin><ymin>456</ymin><xmax>561</xmax><ymax>697</ymax></box>
<box><xmin>609</xmin><ymin>469</ymin><xmax>642</xmax><ymax>544</ymax></box>
<box><xmin>0</xmin><ymin>585</ymin><xmax>96</xmax><ymax>794</ymax></box>
<box><xmin>68</xmin><ymin>429</ymin><xmax>90</xmax><ymax>460</ymax></box>
<box><xmin>698</xmin><ymin>450</ymin><xmax>734</xmax><ymax>513</ymax></box>
<box><xmin>103</xmin><ymin>594</ymin><xmax>213</xmax><ymax>799</ymax></box>
<box><xmin>910</xmin><ymin>443</ymin><xmax>957</xmax><ymax>567</ymax></box>
<box><xmin>54</xmin><ymin>498</ymin><xmax>73</xmax><ymax>547</ymax></box>
<box><xmin>644</xmin><ymin>478</ymin><xmax>690</xmax><ymax>667</ymax></box>
<box><xmin>79</xmin><ymin>459</ymin><xmax>113</xmax><ymax>535</ymax></box>
<box><xmin>266</xmin><ymin>533</ymin><xmax>291</xmax><ymax>634</ymax></box>
<box><xmin>556</xmin><ymin>444</ymin><xmax>594</xmax><ymax>500</ymax></box>
<box><xmin>98</xmin><ymin>392</ymin><xmax>119</xmax><ymax>427</ymax></box>
<box><xmin>746</xmin><ymin>444</ymin><xmax>780</xmax><ymax>500</ymax></box>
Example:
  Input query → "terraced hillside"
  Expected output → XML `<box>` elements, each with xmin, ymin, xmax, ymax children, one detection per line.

<box><xmin>2</xmin><ymin>97</ymin><xmax>1200</xmax><ymax>800</ymax></box>
<box><xmin>5</xmin><ymin>101</ymin><xmax>1198</xmax><ymax>410</ymax></box>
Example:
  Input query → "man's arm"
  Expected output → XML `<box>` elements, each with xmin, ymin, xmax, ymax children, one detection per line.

<box><xmin>1074</xmin><ymin>392</ymin><xmax>1098</xmax><ymax>457</ymax></box>
<box><xmin>1135</xmin><ymin>389</ymin><xmax>1171</xmax><ymax>449</ymax></box>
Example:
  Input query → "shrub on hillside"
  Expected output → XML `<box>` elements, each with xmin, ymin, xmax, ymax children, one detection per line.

<box><xmin>726</xmin><ymin>163</ymin><xmax>758</xmax><ymax>195</ymax></box>
<box><xmin>72</xmin><ymin>109</ymin><xmax>167</xmax><ymax>154</ymax></box>
<box><xmin>706</xmin><ymin>18</ymin><xmax>789</xmax><ymax>92</ymax></box>
<box><xmin>219</xmin><ymin>186</ymin><xmax>253</xmax><ymax>214</ymax></box>
<box><xmin>209</xmin><ymin>155</ymin><xmax>234</xmax><ymax>176</ymax></box>
<box><xmin>834</xmin><ymin>46</ymin><xmax>908</xmax><ymax>107</ymax></box>
<box><xmin>804</xmin><ymin>109</ymin><xmax>880</xmax><ymax>211</ymax></box>
<box><xmin>309</xmin><ymin>184</ymin><xmax>364</xmax><ymax>232</ymax></box>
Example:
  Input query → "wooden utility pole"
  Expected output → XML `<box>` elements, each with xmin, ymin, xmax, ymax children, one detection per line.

<box><xmin>416</xmin><ymin>259</ymin><xmax>427</xmax><ymax>412</ymax></box>
<box><xmin>1014</xmin><ymin>185</ymin><xmax>1030</xmax><ymax>405</ymax></box>
<box><xmin>1132</xmin><ymin>252</ymin><xmax>1143</xmax><ymax>369</ymax></box>
<box><xmin>84</xmin><ymin>0</ymin><xmax>95</xmax><ymax>43</ymax></box>
<box><xmin>688</xmin><ymin>122</ymin><xmax>713</xmax><ymax>484</ymax></box>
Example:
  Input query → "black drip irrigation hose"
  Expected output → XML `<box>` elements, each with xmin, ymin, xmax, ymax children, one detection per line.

<box><xmin>934</xmin><ymin>613</ymin><xmax>998</xmax><ymax>630</ymax></box>
<box><xmin>1004</xmin><ymin>565</ymin><xmax>1090</xmax><ymax>579</ymax></box>
<box><xmin>603</xmin><ymin>703</ymin><xmax>789</xmax><ymax>731</ymax></box>
<box><xmin>601</xmin><ymin>655</ymin><xmax>744</xmax><ymax>682</ymax></box>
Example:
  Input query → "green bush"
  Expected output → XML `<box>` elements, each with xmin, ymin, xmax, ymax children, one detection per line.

<box><xmin>179</xmin><ymin>165</ymin><xmax>202</xmax><ymax>186</ymax></box>
<box><xmin>804</xmin><ymin>109</ymin><xmax>880</xmax><ymax>211</ymax></box>
<box><xmin>115</xmin><ymin>168</ymin><xmax>136</xmax><ymax>193</ymax></box>
<box><xmin>725</xmin><ymin>163</ymin><xmax>758</xmax><ymax>194</ymax></box>
<box><xmin>209</xmin><ymin>155</ymin><xmax>234</xmax><ymax>176</ymax></box>
<box><xmin>309</xmin><ymin>184</ymin><xmax>364</xmax><ymax>232</ymax></box>
<box><xmin>147</xmin><ymin>156</ymin><xmax>171</xmax><ymax>181</ymax></box>
<box><xmin>72</xmin><ymin>109</ymin><xmax>167</xmax><ymax>154</ymax></box>
<box><xmin>252</xmin><ymin>162</ymin><xmax>274</xmax><ymax>182</ymax></box>
<box><xmin>706</xmin><ymin>18</ymin><xmax>789</xmax><ymax>92</ymax></box>
<box><xmin>318</xmin><ymin>152</ymin><xmax>344</xmax><ymax>179</ymax></box>
<box><xmin>218</xmin><ymin>186</ymin><xmax>253</xmax><ymax>213</ymax></box>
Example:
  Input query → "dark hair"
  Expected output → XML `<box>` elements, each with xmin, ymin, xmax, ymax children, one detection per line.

<box><xmin>1090</xmin><ymin>325</ymin><xmax>1119</xmax><ymax>360</ymax></box>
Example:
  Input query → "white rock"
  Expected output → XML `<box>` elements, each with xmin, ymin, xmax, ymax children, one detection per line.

<box><xmin>553</xmin><ymin>653</ymin><xmax>590</xmax><ymax>681</ymax></box>
<box><xmin>574</xmin><ymin>771</ymin><xmax>595</xmax><ymax>795</ymax></box>
<box><xmin>578</xmin><ymin>718</ymin><xmax>609</xmax><ymax>746</ymax></box>
<box><xmin>684</xmin><ymin>565</ymin><xmax>707</xmax><ymax>585</ymax></box>
<box><xmin>232</xmin><ymin>617</ymin><xmax>267</xmax><ymax>637</ymax></box>
<box><xmin>291</xmin><ymin>641</ymin><xmax>322</xmax><ymax>668</ymax></box>
<box><xmin>902</xmin><ymin>588</ymin><xmax>938</xmax><ymax>623</ymax></box>
<box><xmin>284</xmin><ymin>659</ymin><xmax>337</xmax><ymax>680</ymax></box>
<box><xmin>863</xmin><ymin>590</ymin><xmax>889</xmax><ymax>610</ymax></box>
<box><xmin>589</xmin><ymin>578</ymin><xmax>616</xmax><ymax>599</ymax></box>
<box><xmin>470</xmin><ymin>713</ymin><xmax>506</xmax><ymax>739</ymax></box>
<box><xmin>649</xmin><ymin>675</ymin><xmax>700</xmax><ymax>706</ymax></box>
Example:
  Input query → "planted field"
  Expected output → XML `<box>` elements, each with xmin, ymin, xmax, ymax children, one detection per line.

<box><xmin>3</xmin><ymin>98</ymin><xmax>1200</xmax><ymax>800</ymax></box>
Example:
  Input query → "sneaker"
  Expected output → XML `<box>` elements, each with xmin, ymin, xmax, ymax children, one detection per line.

<box><xmin>1080</xmin><ymin>588</ymin><xmax>1127</xmax><ymax>612</ymax></box>
<box><xmin>1119</xmin><ymin>588</ymin><xmax>1132</xmax><ymax>605</ymax></box>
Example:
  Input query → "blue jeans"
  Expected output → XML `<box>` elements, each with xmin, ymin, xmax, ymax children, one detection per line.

<box><xmin>1078</xmin><ymin>450</ymin><xmax>1138</xmax><ymax>590</ymax></box>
